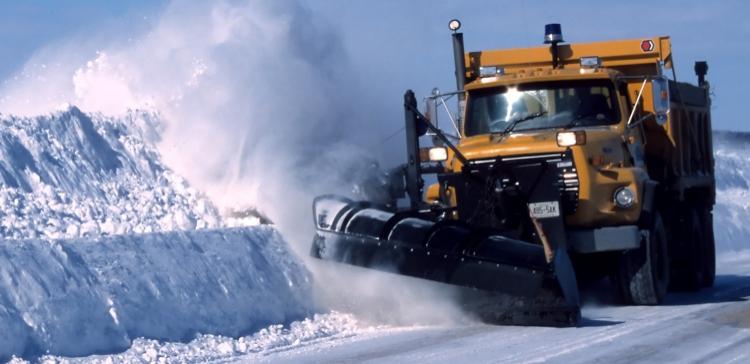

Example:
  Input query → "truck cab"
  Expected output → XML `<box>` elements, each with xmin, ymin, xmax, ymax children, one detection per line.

<box><xmin>455</xmin><ymin>69</ymin><xmax>647</xmax><ymax>229</ymax></box>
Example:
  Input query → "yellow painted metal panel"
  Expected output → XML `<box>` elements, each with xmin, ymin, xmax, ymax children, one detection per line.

<box><xmin>465</xmin><ymin>36</ymin><xmax>671</xmax><ymax>76</ymax></box>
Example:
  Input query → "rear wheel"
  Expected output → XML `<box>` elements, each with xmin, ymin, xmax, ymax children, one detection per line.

<box><xmin>615</xmin><ymin>213</ymin><xmax>670</xmax><ymax>305</ymax></box>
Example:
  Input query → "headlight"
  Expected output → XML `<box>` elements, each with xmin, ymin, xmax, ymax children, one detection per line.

<box><xmin>419</xmin><ymin>147</ymin><xmax>448</xmax><ymax>162</ymax></box>
<box><xmin>428</xmin><ymin>147</ymin><xmax>448</xmax><ymax>161</ymax></box>
<box><xmin>613</xmin><ymin>187</ymin><xmax>635</xmax><ymax>208</ymax></box>
<box><xmin>556</xmin><ymin>131</ymin><xmax>586</xmax><ymax>147</ymax></box>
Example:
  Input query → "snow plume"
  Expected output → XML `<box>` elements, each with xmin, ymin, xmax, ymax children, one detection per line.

<box><xmin>0</xmin><ymin>0</ymin><xmax>468</xmax><ymax>327</ymax></box>
<box><xmin>0</xmin><ymin>0</ymin><xmax>379</xmax><ymax>243</ymax></box>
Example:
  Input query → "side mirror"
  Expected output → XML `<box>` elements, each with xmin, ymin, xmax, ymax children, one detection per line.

<box><xmin>651</xmin><ymin>76</ymin><xmax>670</xmax><ymax>125</ymax></box>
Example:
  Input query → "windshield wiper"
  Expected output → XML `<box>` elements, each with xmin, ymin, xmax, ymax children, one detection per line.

<box><xmin>502</xmin><ymin>110</ymin><xmax>548</xmax><ymax>134</ymax></box>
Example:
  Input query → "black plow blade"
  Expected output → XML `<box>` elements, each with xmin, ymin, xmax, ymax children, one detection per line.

<box><xmin>310</xmin><ymin>195</ymin><xmax>581</xmax><ymax>327</ymax></box>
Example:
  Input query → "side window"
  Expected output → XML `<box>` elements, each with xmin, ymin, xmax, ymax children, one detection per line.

<box><xmin>618</xmin><ymin>81</ymin><xmax>632</xmax><ymax>110</ymax></box>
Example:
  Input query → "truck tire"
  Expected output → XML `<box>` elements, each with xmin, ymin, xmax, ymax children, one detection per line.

<box><xmin>670</xmin><ymin>209</ymin><xmax>704</xmax><ymax>291</ymax></box>
<box><xmin>616</xmin><ymin>213</ymin><xmax>669</xmax><ymax>305</ymax></box>
<box><xmin>701</xmin><ymin>208</ymin><xmax>716</xmax><ymax>287</ymax></box>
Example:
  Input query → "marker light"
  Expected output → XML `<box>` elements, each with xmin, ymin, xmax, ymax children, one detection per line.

<box><xmin>544</xmin><ymin>23</ymin><xmax>563</xmax><ymax>44</ymax></box>
<box><xmin>448</xmin><ymin>19</ymin><xmax>461</xmax><ymax>32</ymax></box>
<box><xmin>614</xmin><ymin>187</ymin><xmax>635</xmax><ymax>208</ymax></box>
<box><xmin>580</xmin><ymin>56</ymin><xmax>601</xmax><ymax>69</ymax></box>
<box><xmin>556</xmin><ymin>131</ymin><xmax>586</xmax><ymax>147</ymax></box>
<box><xmin>479</xmin><ymin>66</ymin><xmax>504</xmax><ymax>77</ymax></box>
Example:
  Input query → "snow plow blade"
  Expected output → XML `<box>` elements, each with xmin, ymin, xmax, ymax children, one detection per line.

<box><xmin>310</xmin><ymin>195</ymin><xmax>581</xmax><ymax>327</ymax></box>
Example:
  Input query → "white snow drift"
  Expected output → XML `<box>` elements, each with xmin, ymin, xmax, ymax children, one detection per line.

<box><xmin>0</xmin><ymin>107</ymin><xmax>221</xmax><ymax>240</ymax></box>
<box><xmin>0</xmin><ymin>227</ymin><xmax>312</xmax><ymax>359</ymax></box>
<box><xmin>0</xmin><ymin>108</ymin><xmax>313</xmax><ymax>360</ymax></box>
<box><xmin>712</xmin><ymin>131</ymin><xmax>750</xmax><ymax>252</ymax></box>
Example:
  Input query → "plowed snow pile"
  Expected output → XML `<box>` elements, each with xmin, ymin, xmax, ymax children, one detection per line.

<box><xmin>0</xmin><ymin>108</ymin><xmax>312</xmax><ymax>360</ymax></box>
<box><xmin>713</xmin><ymin>131</ymin><xmax>750</xmax><ymax>252</ymax></box>
<box><xmin>0</xmin><ymin>107</ymin><xmax>219</xmax><ymax>239</ymax></box>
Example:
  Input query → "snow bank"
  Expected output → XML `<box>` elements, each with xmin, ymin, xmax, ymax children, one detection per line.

<box><xmin>0</xmin><ymin>107</ymin><xmax>313</xmax><ymax>360</ymax></box>
<box><xmin>713</xmin><ymin>131</ymin><xmax>750</xmax><ymax>252</ymax></box>
<box><xmin>0</xmin><ymin>107</ymin><xmax>221</xmax><ymax>240</ymax></box>
<box><xmin>37</xmin><ymin>312</ymin><xmax>367</xmax><ymax>363</ymax></box>
<box><xmin>0</xmin><ymin>226</ymin><xmax>312</xmax><ymax>360</ymax></box>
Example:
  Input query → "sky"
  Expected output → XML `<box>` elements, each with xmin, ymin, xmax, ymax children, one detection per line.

<box><xmin>0</xmin><ymin>0</ymin><xmax>746</xmax><ymax>132</ymax></box>
<box><xmin>0</xmin><ymin>1</ymin><xmax>168</xmax><ymax>79</ymax></box>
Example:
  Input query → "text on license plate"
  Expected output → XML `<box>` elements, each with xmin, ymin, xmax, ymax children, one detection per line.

<box><xmin>528</xmin><ymin>201</ymin><xmax>560</xmax><ymax>218</ymax></box>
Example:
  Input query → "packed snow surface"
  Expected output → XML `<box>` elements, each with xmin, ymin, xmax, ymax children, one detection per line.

<box><xmin>29</xmin><ymin>312</ymin><xmax>377</xmax><ymax>363</ymax></box>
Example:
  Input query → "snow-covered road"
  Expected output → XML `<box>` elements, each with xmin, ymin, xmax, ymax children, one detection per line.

<box><xmin>47</xmin><ymin>252</ymin><xmax>750</xmax><ymax>363</ymax></box>
<box><xmin>249</xmin><ymin>253</ymin><xmax>750</xmax><ymax>364</ymax></box>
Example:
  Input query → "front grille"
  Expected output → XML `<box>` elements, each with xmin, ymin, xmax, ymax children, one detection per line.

<box><xmin>438</xmin><ymin>150</ymin><xmax>581</xmax><ymax>231</ymax></box>
<box><xmin>468</xmin><ymin>151</ymin><xmax>580</xmax><ymax>215</ymax></box>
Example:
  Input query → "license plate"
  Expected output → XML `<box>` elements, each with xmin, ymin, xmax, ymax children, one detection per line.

<box><xmin>528</xmin><ymin>201</ymin><xmax>560</xmax><ymax>218</ymax></box>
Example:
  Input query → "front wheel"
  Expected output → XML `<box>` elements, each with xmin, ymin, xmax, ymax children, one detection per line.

<box><xmin>615</xmin><ymin>213</ymin><xmax>670</xmax><ymax>305</ymax></box>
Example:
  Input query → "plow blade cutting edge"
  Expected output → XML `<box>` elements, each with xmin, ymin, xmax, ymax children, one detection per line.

<box><xmin>310</xmin><ymin>195</ymin><xmax>581</xmax><ymax>327</ymax></box>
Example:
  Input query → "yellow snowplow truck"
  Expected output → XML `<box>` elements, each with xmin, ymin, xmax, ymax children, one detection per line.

<box><xmin>311</xmin><ymin>22</ymin><xmax>714</xmax><ymax>327</ymax></box>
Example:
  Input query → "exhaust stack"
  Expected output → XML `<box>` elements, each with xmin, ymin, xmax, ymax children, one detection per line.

<box><xmin>694</xmin><ymin>61</ymin><xmax>708</xmax><ymax>86</ymax></box>
<box><xmin>450</xmin><ymin>19</ymin><xmax>466</xmax><ymax>92</ymax></box>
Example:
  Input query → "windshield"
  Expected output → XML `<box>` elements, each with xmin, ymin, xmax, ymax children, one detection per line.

<box><xmin>464</xmin><ymin>80</ymin><xmax>620</xmax><ymax>136</ymax></box>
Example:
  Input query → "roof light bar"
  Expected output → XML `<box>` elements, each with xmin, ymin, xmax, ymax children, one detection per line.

<box><xmin>544</xmin><ymin>23</ymin><xmax>563</xmax><ymax>44</ymax></box>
